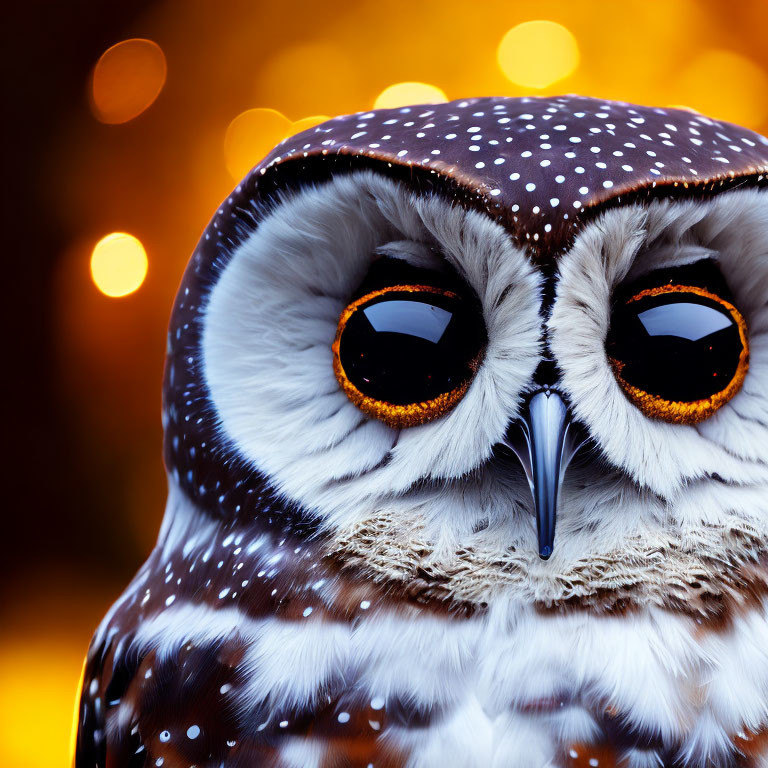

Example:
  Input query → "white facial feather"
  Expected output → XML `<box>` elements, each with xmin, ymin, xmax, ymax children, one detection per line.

<box><xmin>203</xmin><ymin>171</ymin><xmax>542</xmax><ymax>533</ymax></box>
<box><xmin>550</xmin><ymin>189</ymin><xmax>768</xmax><ymax>501</ymax></box>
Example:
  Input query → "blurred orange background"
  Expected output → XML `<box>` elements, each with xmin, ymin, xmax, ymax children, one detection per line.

<box><xmin>4</xmin><ymin>1</ymin><xmax>768</xmax><ymax>764</ymax></box>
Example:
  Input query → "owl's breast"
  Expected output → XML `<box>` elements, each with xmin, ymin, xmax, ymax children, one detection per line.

<box><xmin>76</xmin><ymin>498</ymin><xmax>768</xmax><ymax>768</ymax></box>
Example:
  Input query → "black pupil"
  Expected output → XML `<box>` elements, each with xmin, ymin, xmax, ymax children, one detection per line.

<box><xmin>607</xmin><ymin>292</ymin><xmax>743</xmax><ymax>402</ymax></box>
<box><xmin>339</xmin><ymin>290</ymin><xmax>485</xmax><ymax>405</ymax></box>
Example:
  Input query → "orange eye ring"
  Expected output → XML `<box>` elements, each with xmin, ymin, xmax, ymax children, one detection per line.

<box><xmin>609</xmin><ymin>284</ymin><xmax>749</xmax><ymax>425</ymax></box>
<box><xmin>332</xmin><ymin>284</ymin><xmax>479</xmax><ymax>429</ymax></box>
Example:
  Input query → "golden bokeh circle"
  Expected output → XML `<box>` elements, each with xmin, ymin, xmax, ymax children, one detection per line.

<box><xmin>91</xmin><ymin>39</ymin><xmax>167</xmax><ymax>124</ymax></box>
<box><xmin>90</xmin><ymin>233</ymin><xmax>148</xmax><ymax>297</ymax></box>
<box><xmin>223</xmin><ymin>108</ymin><xmax>292</xmax><ymax>180</ymax></box>
<box><xmin>374</xmin><ymin>82</ymin><xmax>448</xmax><ymax>110</ymax></box>
<box><xmin>497</xmin><ymin>21</ymin><xmax>580</xmax><ymax>89</ymax></box>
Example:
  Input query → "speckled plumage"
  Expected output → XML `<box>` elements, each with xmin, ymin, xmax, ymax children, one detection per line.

<box><xmin>76</xmin><ymin>96</ymin><xmax>768</xmax><ymax>768</ymax></box>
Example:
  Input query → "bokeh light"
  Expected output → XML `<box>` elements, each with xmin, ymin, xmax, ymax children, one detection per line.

<box><xmin>0</xmin><ymin>639</ymin><xmax>86</xmax><ymax>768</ymax></box>
<box><xmin>91</xmin><ymin>38</ymin><xmax>167</xmax><ymax>124</ymax></box>
<box><xmin>223</xmin><ymin>108</ymin><xmax>292</xmax><ymax>180</ymax></box>
<box><xmin>674</xmin><ymin>49</ymin><xmax>768</xmax><ymax>127</ymax></box>
<box><xmin>90</xmin><ymin>232</ymin><xmax>148</xmax><ymax>297</ymax></box>
<box><xmin>374</xmin><ymin>82</ymin><xmax>448</xmax><ymax>110</ymax></box>
<box><xmin>497</xmin><ymin>21</ymin><xmax>580</xmax><ymax>89</ymax></box>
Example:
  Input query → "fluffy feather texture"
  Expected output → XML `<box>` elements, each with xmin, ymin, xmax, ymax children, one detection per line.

<box><xmin>549</xmin><ymin>189</ymin><xmax>768</xmax><ymax>500</ymax></box>
<box><xmin>203</xmin><ymin>170</ymin><xmax>543</xmax><ymax>534</ymax></box>
<box><xmin>119</xmin><ymin>562</ymin><xmax>768</xmax><ymax>766</ymax></box>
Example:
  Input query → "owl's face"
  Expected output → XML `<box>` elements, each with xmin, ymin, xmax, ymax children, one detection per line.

<box><xmin>164</xmin><ymin>96</ymin><xmax>768</xmax><ymax>615</ymax></box>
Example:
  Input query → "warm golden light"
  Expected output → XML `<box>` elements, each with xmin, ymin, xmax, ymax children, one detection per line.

<box><xmin>0</xmin><ymin>640</ymin><xmax>85</xmax><ymax>768</ymax></box>
<box><xmin>91</xmin><ymin>38</ymin><xmax>167</xmax><ymax>124</ymax></box>
<box><xmin>224</xmin><ymin>108</ymin><xmax>292</xmax><ymax>180</ymax></box>
<box><xmin>69</xmin><ymin>657</ymin><xmax>86</xmax><ymax>766</ymax></box>
<box><xmin>674</xmin><ymin>49</ymin><xmax>768</xmax><ymax>127</ymax></box>
<box><xmin>90</xmin><ymin>233</ymin><xmax>148</xmax><ymax>297</ymax></box>
<box><xmin>373</xmin><ymin>82</ymin><xmax>448</xmax><ymax>110</ymax></box>
<box><xmin>497</xmin><ymin>21</ymin><xmax>580</xmax><ymax>89</ymax></box>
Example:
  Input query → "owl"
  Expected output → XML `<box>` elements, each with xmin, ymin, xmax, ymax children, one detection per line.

<box><xmin>75</xmin><ymin>95</ymin><xmax>768</xmax><ymax>768</ymax></box>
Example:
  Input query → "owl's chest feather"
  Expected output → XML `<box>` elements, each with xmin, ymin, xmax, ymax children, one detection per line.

<box><xmin>79</xmin><ymin>546</ymin><xmax>768</xmax><ymax>768</ymax></box>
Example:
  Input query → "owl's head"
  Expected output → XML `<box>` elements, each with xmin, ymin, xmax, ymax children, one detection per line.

<box><xmin>162</xmin><ymin>96</ymin><xmax>768</xmax><ymax>612</ymax></box>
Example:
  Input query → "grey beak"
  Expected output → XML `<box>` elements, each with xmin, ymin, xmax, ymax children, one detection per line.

<box><xmin>501</xmin><ymin>389</ymin><xmax>581</xmax><ymax>560</ymax></box>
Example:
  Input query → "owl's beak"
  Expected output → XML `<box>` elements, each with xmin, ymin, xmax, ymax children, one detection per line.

<box><xmin>501</xmin><ymin>389</ymin><xmax>581</xmax><ymax>560</ymax></box>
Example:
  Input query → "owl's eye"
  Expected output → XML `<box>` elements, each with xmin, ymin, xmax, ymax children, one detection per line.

<box><xmin>333</xmin><ymin>282</ymin><xmax>486</xmax><ymax>428</ymax></box>
<box><xmin>606</xmin><ymin>274</ymin><xmax>749</xmax><ymax>424</ymax></box>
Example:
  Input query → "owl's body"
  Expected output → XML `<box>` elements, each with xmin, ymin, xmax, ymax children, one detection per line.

<box><xmin>76</xmin><ymin>96</ymin><xmax>768</xmax><ymax>767</ymax></box>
